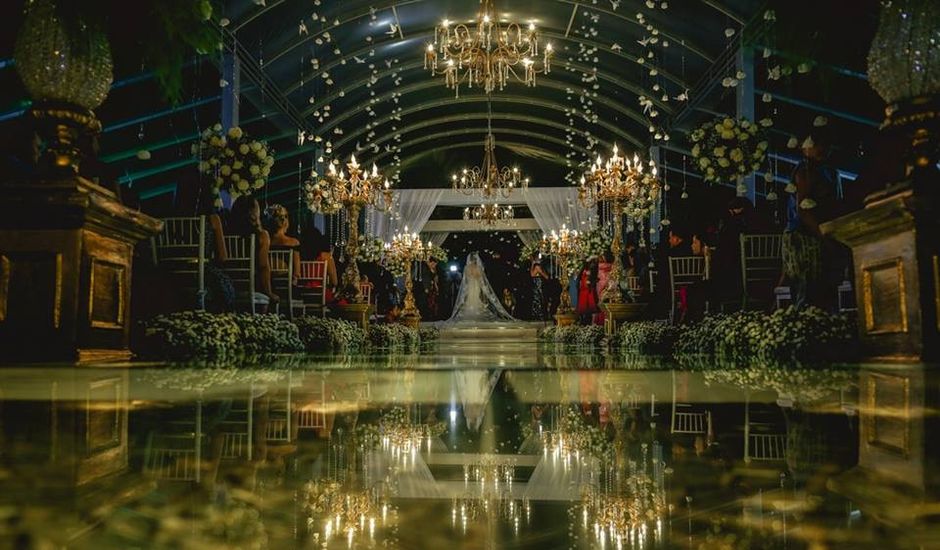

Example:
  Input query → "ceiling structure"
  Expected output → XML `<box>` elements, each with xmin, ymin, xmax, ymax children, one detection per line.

<box><xmin>0</xmin><ymin>0</ymin><xmax>885</xmax><ymax>223</ymax></box>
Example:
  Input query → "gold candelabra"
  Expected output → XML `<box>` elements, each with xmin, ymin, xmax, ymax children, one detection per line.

<box><xmin>320</xmin><ymin>154</ymin><xmax>394</xmax><ymax>303</ymax></box>
<box><xmin>385</xmin><ymin>230</ymin><xmax>429</xmax><ymax>322</ymax></box>
<box><xmin>541</xmin><ymin>226</ymin><xmax>583</xmax><ymax>316</ymax></box>
<box><xmin>578</xmin><ymin>146</ymin><xmax>661</xmax><ymax>303</ymax></box>
<box><xmin>425</xmin><ymin>0</ymin><xmax>552</xmax><ymax>97</ymax></box>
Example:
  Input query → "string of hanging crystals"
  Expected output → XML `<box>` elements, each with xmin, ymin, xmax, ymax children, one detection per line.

<box><xmin>425</xmin><ymin>0</ymin><xmax>553</xmax><ymax>97</ymax></box>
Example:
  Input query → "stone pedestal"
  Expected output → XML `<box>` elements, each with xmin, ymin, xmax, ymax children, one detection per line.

<box><xmin>822</xmin><ymin>182</ymin><xmax>939</xmax><ymax>361</ymax></box>
<box><xmin>335</xmin><ymin>302</ymin><xmax>371</xmax><ymax>332</ymax></box>
<box><xmin>602</xmin><ymin>302</ymin><xmax>647</xmax><ymax>337</ymax></box>
<box><xmin>0</xmin><ymin>177</ymin><xmax>161</xmax><ymax>362</ymax></box>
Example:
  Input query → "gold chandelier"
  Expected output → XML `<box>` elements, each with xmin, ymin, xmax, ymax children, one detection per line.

<box><xmin>463</xmin><ymin>202</ymin><xmax>514</xmax><ymax>225</ymax></box>
<box><xmin>425</xmin><ymin>0</ymin><xmax>553</xmax><ymax>96</ymax></box>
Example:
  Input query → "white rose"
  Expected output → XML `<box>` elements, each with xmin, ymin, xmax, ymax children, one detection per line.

<box><xmin>249</xmin><ymin>165</ymin><xmax>260</xmax><ymax>176</ymax></box>
<box><xmin>220</xmin><ymin>165</ymin><xmax>232</xmax><ymax>176</ymax></box>
<box><xmin>239</xmin><ymin>144</ymin><xmax>250</xmax><ymax>155</ymax></box>
<box><xmin>237</xmin><ymin>180</ymin><xmax>250</xmax><ymax>191</ymax></box>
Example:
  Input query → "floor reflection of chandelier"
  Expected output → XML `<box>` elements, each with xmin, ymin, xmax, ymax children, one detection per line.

<box><xmin>452</xmin><ymin>456</ymin><xmax>530</xmax><ymax>535</ymax></box>
<box><xmin>424</xmin><ymin>0</ymin><xmax>552</xmax><ymax>96</ymax></box>
<box><xmin>579</xmin><ymin>443</ymin><xmax>667</xmax><ymax>549</ymax></box>
<box><xmin>303</xmin><ymin>480</ymin><xmax>393</xmax><ymax>548</ymax></box>
<box><xmin>463</xmin><ymin>202</ymin><xmax>514</xmax><ymax>225</ymax></box>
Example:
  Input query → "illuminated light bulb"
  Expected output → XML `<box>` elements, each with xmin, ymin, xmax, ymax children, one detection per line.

<box><xmin>350</xmin><ymin>154</ymin><xmax>358</xmax><ymax>167</ymax></box>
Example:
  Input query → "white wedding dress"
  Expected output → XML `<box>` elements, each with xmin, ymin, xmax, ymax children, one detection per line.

<box><xmin>443</xmin><ymin>252</ymin><xmax>516</xmax><ymax>325</ymax></box>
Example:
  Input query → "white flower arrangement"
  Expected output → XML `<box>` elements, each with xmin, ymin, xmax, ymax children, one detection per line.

<box><xmin>580</xmin><ymin>227</ymin><xmax>613</xmax><ymax>262</ymax></box>
<box><xmin>195</xmin><ymin>123</ymin><xmax>274</xmax><ymax>204</ymax></box>
<box><xmin>426</xmin><ymin>243</ymin><xmax>449</xmax><ymax>263</ymax></box>
<box><xmin>690</xmin><ymin>117</ymin><xmax>769</xmax><ymax>185</ymax></box>
<box><xmin>356</xmin><ymin>235</ymin><xmax>385</xmax><ymax>263</ymax></box>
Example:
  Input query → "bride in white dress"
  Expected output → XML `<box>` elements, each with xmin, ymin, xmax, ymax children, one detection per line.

<box><xmin>444</xmin><ymin>252</ymin><xmax>516</xmax><ymax>324</ymax></box>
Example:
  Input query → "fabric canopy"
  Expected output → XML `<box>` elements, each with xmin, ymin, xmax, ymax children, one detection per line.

<box><xmin>523</xmin><ymin>188</ymin><xmax>597</xmax><ymax>234</ymax></box>
<box><xmin>367</xmin><ymin>188</ymin><xmax>445</xmax><ymax>240</ymax></box>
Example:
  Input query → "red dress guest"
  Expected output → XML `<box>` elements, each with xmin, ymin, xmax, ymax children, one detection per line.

<box><xmin>576</xmin><ymin>262</ymin><xmax>598</xmax><ymax>321</ymax></box>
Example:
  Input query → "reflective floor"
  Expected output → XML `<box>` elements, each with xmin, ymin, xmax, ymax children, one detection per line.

<box><xmin>0</xmin><ymin>343</ymin><xmax>935</xmax><ymax>549</ymax></box>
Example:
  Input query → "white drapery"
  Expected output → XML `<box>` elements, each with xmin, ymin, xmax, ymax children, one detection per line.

<box><xmin>366</xmin><ymin>189</ymin><xmax>445</xmax><ymax>240</ymax></box>
<box><xmin>523</xmin><ymin>188</ymin><xmax>597</xmax><ymax>234</ymax></box>
<box><xmin>421</xmin><ymin>232</ymin><xmax>450</xmax><ymax>248</ymax></box>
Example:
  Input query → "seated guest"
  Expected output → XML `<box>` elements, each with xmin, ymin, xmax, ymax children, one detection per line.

<box><xmin>595</xmin><ymin>252</ymin><xmax>613</xmax><ymax>324</ymax></box>
<box><xmin>227</xmin><ymin>196</ymin><xmax>279</xmax><ymax>311</ymax></box>
<box><xmin>179</xmin><ymin>180</ymin><xmax>234</xmax><ymax>312</ymax></box>
<box><xmin>299</xmin><ymin>222</ymin><xmax>339</xmax><ymax>296</ymax></box>
<box><xmin>653</xmin><ymin>226</ymin><xmax>695</xmax><ymax>318</ymax></box>
<box><xmin>264</xmin><ymin>204</ymin><xmax>302</xmax><ymax>285</ymax></box>
<box><xmin>711</xmin><ymin>197</ymin><xmax>770</xmax><ymax>305</ymax></box>
<box><xmin>577</xmin><ymin>259</ymin><xmax>599</xmax><ymax>324</ymax></box>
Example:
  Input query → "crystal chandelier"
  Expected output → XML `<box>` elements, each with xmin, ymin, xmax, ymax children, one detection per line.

<box><xmin>463</xmin><ymin>202</ymin><xmax>514</xmax><ymax>225</ymax></box>
<box><xmin>578</xmin><ymin>145</ymin><xmax>661</xmax><ymax>303</ymax></box>
<box><xmin>425</xmin><ymin>0</ymin><xmax>553</xmax><ymax>97</ymax></box>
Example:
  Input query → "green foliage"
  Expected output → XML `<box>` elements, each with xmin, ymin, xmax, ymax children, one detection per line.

<box><xmin>138</xmin><ymin>311</ymin><xmax>302</xmax><ymax>359</ymax></box>
<box><xmin>368</xmin><ymin>323</ymin><xmax>420</xmax><ymax>351</ymax></box>
<box><xmin>616</xmin><ymin>321</ymin><xmax>677</xmax><ymax>354</ymax></box>
<box><xmin>294</xmin><ymin>317</ymin><xmax>367</xmax><ymax>352</ymax></box>
<box><xmin>56</xmin><ymin>1</ymin><xmax>221</xmax><ymax>104</ymax></box>
<box><xmin>539</xmin><ymin>325</ymin><xmax>606</xmax><ymax>347</ymax></box>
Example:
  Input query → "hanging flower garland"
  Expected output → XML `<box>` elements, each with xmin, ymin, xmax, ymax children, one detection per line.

<box><xmin>304</xmin><ymin>170</ymin><xmax>343</xmax><ymax>214</ymax></box>
<box><xmin>690</xmin><ymin>117</ymin><xmax>769</xmax><ymax>186</ymax></box>
<box><xmin>195</xmin><ymin>124</ymin><xmax>274</xmax><ymax>204</ymax></box>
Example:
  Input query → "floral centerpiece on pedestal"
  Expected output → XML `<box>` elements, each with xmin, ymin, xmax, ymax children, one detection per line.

<box><xmin>195</xmin><ymin>124</ymin><xmax>274</xmax><ymax>205</ymax></box>
<box><xmin>690</xmin><ymin>117</ymin><xmax>769</xmax><ymax>189</ymax></box>
<box><xmin>427</xmin><ymin>243</ymin><xmax>449</xmax><ymax>263</ymax></box>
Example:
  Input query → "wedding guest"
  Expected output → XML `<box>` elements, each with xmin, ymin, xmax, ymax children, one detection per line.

<box><xmin>300</xmin><ymin>222</ymin><xmax>339</xmax><ymax>293</ymax></box>
<box><xmin>577</xmin><ymin>259</ymin><xmax>599</xmax><ymax>324</ymax></box>
<box><xmin>783</xmin><ymin>129</ymin><xmax>845</xmax><ymax>310</ymax></box>
<box><xmin>425</xmin><ymin>258</ymin><xmax>443</xmax><ymax>320</ymax></box>
<box><xmin>227</xmin><ymin>196</ymin><xmax>279</xmax><ymax>311</ymax></box>
<box><xmin>595</xmin><ymin>252</ymin><xmax>613</xmax><ymax>325</ymax></box>
<box><xmin>711</xmin><ymin>197</ymin><xmax>771</xmax><ymax>306</ymax></box>
<box><xmin>179</xmin><ymin>180</ymin><xmax>234</xmax><ymax>312</ymax></box>
<box><xmin>264</xmin><ymin>204</ymin><xmax>302</xmax><ymax>286</ymax></box>
<box><xmin>530</xmin><ymin>257</ymin><xmax>549</xmax><ymax>322</ymax></box>
<box><xmin>502</xmin><ymin>287</ymin><xmax>516</xmax><ymax>317</ymax></box>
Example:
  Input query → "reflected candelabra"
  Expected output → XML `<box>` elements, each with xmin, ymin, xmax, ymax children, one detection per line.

<box><xmin>424</xmin><ymin>0</ymin><xmax>553</xmax><ymax>97</ymax></box>
<box><xmin>578</xmin><ymin>146</ymin><xmax>661</xmax><ymax>303</ymax></box>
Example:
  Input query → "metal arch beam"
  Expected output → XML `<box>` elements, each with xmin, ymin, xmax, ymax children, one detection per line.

<box><xmin>328</xmin><ymin>95</ymin><xmax>645</xmax><ymax>151</ymax></box>
<box><xmin>258</xmin><ymin>0</ymin><xmax>714</xmax><ymax>69</ymax></box>
<box><xmin>366</xmin><ymin>127</ymin><xmax>593</xmax><ymax>164</ymax></box>
<box><xmin>313</xmin><ymin>79</ymin><xmax>649</xmax><ymax>139</ymax></box>
<box><xmin>336</xmin><ymin>113</ymin><xmax>614</xmax><ymax>154</ymax></box>
<box><xmin>297</xmin><ymin>57</ymin><xmax>674</xmax><ymax>118</ymax></box>
<box><xmin>283</xmin><ymin>28</ymin><xmax>689</xmax><ymax>98</ymax></box>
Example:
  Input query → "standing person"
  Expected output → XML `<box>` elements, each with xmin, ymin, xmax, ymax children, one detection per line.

<box><xmin>595</xmin><ymin>253</ymin><xmax>613</xmax><ymax>324</ymax></box>
<box><xmin>501</xmin><ymin>288</ymin><xmax>516</xmax><ymax>317</ymax></box>
<box><xmin>530</xmin><ymin>257</ymin><xmax>549</xmax><ymax>322</ymax></box>
<box><xmin>783</xmin><ymin>130</ymin><xmax>839</xmax><ymax>309</ymax></box>
<box><xmin>264</xmin><ymin>204</ymin><xmax>302</xmax><ymax>286</ymax></box>
<box><xmin>577</xmin><ymin>259</ymin><xmax>599</xmax><ymax>324</ymax></box>
<box><xmin>425</xmin><ymin>258</ymin><xmax>442</xmax><ymax>320</ymax></box>
<box><xmin>227</xmin><ymin>196</ymin><xmax>279</xmax><ymax>311</ymax></box>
